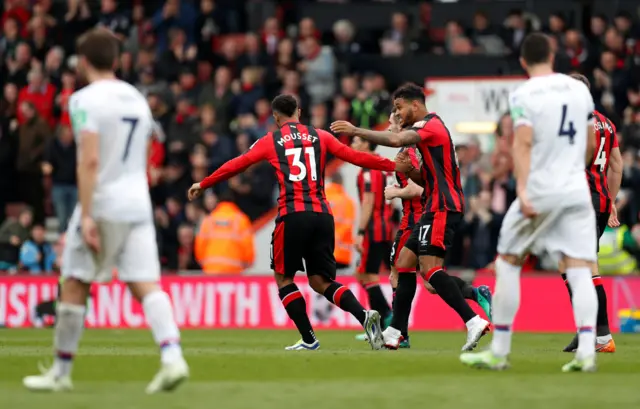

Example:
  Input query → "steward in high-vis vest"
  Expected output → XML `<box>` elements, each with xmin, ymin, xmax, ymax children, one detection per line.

<box><xmin>325</xmin><ymin>173</ymin><xmax>356</xmax><ymax>269</ymax></box>
<box><xmin>195</xmin><ymin>191</ymin><xmax>255</xmax><ymax>274</ymax></box>
<box><xmin>598</xmin><ymin>225</ymin><xmax>638</xmax><ymax>275</ymax></box>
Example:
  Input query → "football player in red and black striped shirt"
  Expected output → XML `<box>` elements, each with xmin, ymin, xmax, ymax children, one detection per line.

<box><xmin>188</xmin><ymin>95</ymin><xmax>412</xmax><ymax>351</ymax></box>
<box><xmin>332</xmin><ymin>83</ymin><xmax>491</xmax><ymax>351</ymax></box>
<box><xmin>560</xmin><ymin>74</ymin><xmax>623</xmax><ymax>353</ymax></box>
<box><xmin>351</xmin><ymin>136</ymin><xmax>395</xmax><ymax>327</ymax></box>
<box><xmin>383</xmin><ymin>110</ymin><xmax>493</xmax><ymax>348</ymax></box>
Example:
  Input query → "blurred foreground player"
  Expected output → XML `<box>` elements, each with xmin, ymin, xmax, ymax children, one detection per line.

<box><xmin>188</xmin><ymin>94</ymin><xmax>413</xmax><ymax>350</ymax></box>
<box><xmin>460</xmin><ymin>33</ymin><xmax>600</xmax><ymax>372</ymax></box>
<box><xmin>23</xmin><ymin>29</ymin><xmax>188</xmax><ymax>394</ymax></box>
<box><xmin>332</xmin><ymin>84</ymin><xmax>491</xmax><ymax>352</ymax></box>
<box><xmin>559</xmin><ymin>73</ymin><xmax>621</xmax><ymax>353</ymax></box>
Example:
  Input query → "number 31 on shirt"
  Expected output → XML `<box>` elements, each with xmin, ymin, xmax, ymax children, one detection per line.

<box><xmin>285</xmin><ymin>147</ymin><xmax>317</xmax><ymax>182</ymax></box>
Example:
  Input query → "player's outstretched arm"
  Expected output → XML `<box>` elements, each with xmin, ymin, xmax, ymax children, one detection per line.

<box><xmin>608</xmin><ymin>146</ymin><xmax>623</xmax><ymax>212</ymax></box>
<box><xmin>321</xmin><ymin>130</ymin><xmax>410</xmax><ymax>172</ymax></box>
<box><xmin>188</xmin><ymin>137</ymin><xmax>268</xmax><ymax>200</ymax></box>
<box><xmin>330</xmin><ymin>121</ymin><xmax>421</xmax><ymax>147</ymax></box>
<box><xmin>386</xmin><ymin>179</ymin><xmax>424</xmax><ymax>200</ymax></box>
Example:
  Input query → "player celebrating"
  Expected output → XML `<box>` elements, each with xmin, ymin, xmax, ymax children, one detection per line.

<box><xmin>559</xmin><ymin>73</ymin><xmax>621</xmax><ymax>353</ymax></box>
<box><xmin>188</xmin><ymin>95</ymin><xmax>412</xmax><ymax>350</ymax></box>
<box><xmin>350</xmin><ymin>135</ymin><xmax>394</xmax><ymax>331</ymax></box>
<box><xmin>460</xmin><ymin>33</ymin><xmax>599</xmax><ymax>372</ymax></box>
<box><xmin>331</xmin><ymin>84</ymin><xmax>491</xmax><ymax>352</ymax></box>
<box><xmin>23</xmin><ymin>29</ymin><xmax>188</xmax><ymax>393</ymax></box>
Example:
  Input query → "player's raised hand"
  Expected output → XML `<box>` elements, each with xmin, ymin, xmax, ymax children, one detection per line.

<box><xmin>81</xmin><ymin>216</ymin><xmax>101</xmax><ymax>254</ymax></box>
<box><xmin>385</xmin><ymin>184</ymin><xmax>401</xmax><ymax>200</ymax></box>
<box><xmin>187</xmin><ymin>182</ymin><xmax>204</xmax><ymax>201</ymax></box>
<box><xmin>608</xmin><ymin>206</ymin><xmax>620</xmax><ymax>227</ymax></box>
<box><xmin>330</xmin><ymin>120</ymin><xmax>357</xmax><ymax>135</ymax></box>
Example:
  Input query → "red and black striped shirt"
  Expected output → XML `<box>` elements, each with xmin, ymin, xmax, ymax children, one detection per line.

<box><xmin>200</xmin><ymin>121</ymin><xmax>396</xmax><ymax>221</ymax></box>
<box><xmin>410</xmin><ymin>113</ymin><xmax>465</xmax><ymax>213</ymax></box>
<box><xmin>396</xmin><ymin>146</ymin><xmax>423</xmax><ymax>229</ymax></box>
<box><xmin>357</xmin><ymin>167</ymin><xmax>394</xmax><ymax>242</ymax></box>
<box><xmin>587</xmin><ymin>110</ymin><xmax>618</xmax><ymax>214</ymax></box>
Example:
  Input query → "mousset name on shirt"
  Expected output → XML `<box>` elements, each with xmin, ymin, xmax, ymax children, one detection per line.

<box><xmin>276</xmin><ymin>132</ymin><xmax>318</xmax><ymax>146</ymax></box>
<box><xmin>594</xmin><ymin>121</ymin><xmax>613</xmax><ymax>133</ymax></box>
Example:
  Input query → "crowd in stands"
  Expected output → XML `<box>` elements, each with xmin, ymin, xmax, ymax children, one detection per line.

<box><xmin>0</xmin><ymin>0</ymin><xmax>639</xmax><ymax>274</ymax></box>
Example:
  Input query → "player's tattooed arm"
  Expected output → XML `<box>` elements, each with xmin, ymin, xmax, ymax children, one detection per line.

<box><xmin>330</xmin><ymin>120</ymin><xmax>420</xmax><ymax>147</ymax></box>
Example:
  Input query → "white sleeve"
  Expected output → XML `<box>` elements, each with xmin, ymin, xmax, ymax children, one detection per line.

<box><xmin>69</xmin><ymin>93</ymin><xmax>100</xmax><ymax>136</ymax></box>
<box><xmin>509</xmin><ymin>89</ymin><xmax>533</xmax><ymax>128</ymax></box>
<box><xmin>583</xmin><ymin>85</ymin><xmax>596</xmax><ymax>121</ymax></box>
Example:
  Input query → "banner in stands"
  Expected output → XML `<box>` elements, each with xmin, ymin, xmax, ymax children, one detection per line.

<box><xmin>0</xmin><ymin>275</ymin><xmax>637</xmax><ymax>331</ymax></box>
<box><xmin>425</xmin><ymin>76</ymin><xmax>525</xmax><ymax>143</ymax></box>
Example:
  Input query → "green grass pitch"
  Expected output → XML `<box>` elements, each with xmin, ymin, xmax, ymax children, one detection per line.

<box><xmin>1</xmin><ymin>329</ymin><xmax>639</xmax><ymax>409</ymax></box>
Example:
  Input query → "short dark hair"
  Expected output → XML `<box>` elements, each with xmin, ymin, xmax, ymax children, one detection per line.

<box><xmin>271</xmin><ymin>94</ymin><xmax>298</xmax><ymax>117</ymax></box>
<box><xmin>569</xmin><ymin>73</ymin><xmax>590</xmax><ymax>89</ymax></box>
<box><xmin>520</xmin><ymin>32</ymin><xmax>552</xmax><ymax>66</ymax></box>
<box><xmin>392</xmin><ymin>82</ymin><xmax>425</xmax><ymax>102</ymax></box>
<box><xmin>77</xmin><ymin>28</ymin><xmax>119</xmax><ymax>71</ymax></box>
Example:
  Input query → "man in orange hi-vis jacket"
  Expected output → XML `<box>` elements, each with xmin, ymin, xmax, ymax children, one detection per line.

<box><xmin>195</xmin><ymin>191</ymin><xmax>255</xmax><ymax>274</ymax></box>
<box><xmin>325</xmin><ymin>172</ymin><xmax>356</xmax><ymax>270</ymax></box>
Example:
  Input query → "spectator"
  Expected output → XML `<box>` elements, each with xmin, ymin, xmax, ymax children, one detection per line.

<box><xmin>195</xmin><ymin>0</ymin><xmax>228</xmax><ymax>58</ymax></box>
<box><xmin>19</xmin><ymin>224</ymin><xmax>55</xmax><ymax>273</ymax></box>
<box><xmin>564</xmin><ymin>29</ymin><xmax>591</xmax><ymax>73</ymax></box>
<box><xmin>177</xmin><ymin>68</ymin><xmax>199</xmax><ymax>102</ymax></box>
<box><xmin>460</xmin><ymin>191</ymin><xmax>498</xmax><ymax>269</ymax></box>
<box><xmin>0</xmin><ymin>115</ymin><xmax>18</xmax><ymax>225</ymax></box>
<box><xmin>42</xmin><ymin>124</ymin><xmax>76</xmax><ymax>233</ymax></box>
<box><xmin>470</xmin><ymin>11</ymin><xmax>506</xmax><ymax>56</ymax></box>
<box><xmin>5</xmin><ymin>41</ymin><xmax>32</xmax><ymax>87</ymax></box>
<box><xmin>194</xmin><ymin>190</ymin><xmax>254</xmax><ymax>274</ymax></box>
<box><xmin>593</xmin><ymin>50</ymin><xmax>629</xmax><ymax>119</ymax></box>
<box><xmin>152</xmin><ymin>0</ymin><xmax>197</xmax><ymax>53</ymax></box>
<box><xmin>332</xmin><ymin>19</ymin><xmax>361</xmax><ymax>75</ymax></box>
<box><xmin>158</xmin><ymin>27</ymin><xmax>197</xmax><ymax>82</ymax></box>
<box><xmin>29</xmin><ymin>19</ymin><xmax>53</xmax><ymax>63</ymax></box>
<box><xmin>54</xmin><ymin>69</ymin><xmax>75</xmax><ymax>126</ymax></box>
<box><xmin>0</xmin><ymin>17</ymin><xmax>21</xmax><ymax>60</ymax></box>
<box><xmin>503</xmin><ymin>9</ymin><xmax>530</xmax><ymax>54</ymax></box>
<box><xmin>1</xmin><ymin>82</ymin><xmax>19</xmax><ymax>123</ymax></box>
<box><xmin>298</xmin><ymin>17</ymin><xmax>320</xmax><ymax>41</ymax></box>
<box><xmin>117</xmin><ymin>51</ymin><xmax>138</xmax><ymax>84</ymax></box>
<box><xmin>60</xmin><ymin>0</ymin><xmax>95</xmax><ymax>57</ymax></box>
<box><xmin>0</xmin><ymin>207</ymin><xmax>33</xmax><ymax>271</ymax></box>
<box><xmin>17</xmin><ymin>101</ymin><xmax>49</xmax><ymax>225</ymax></box>
<box><xmin>589</xmin><ymin>14</ymin><xmax>608</xmax><ymax>51</ymax></box>
<box><xmin>167</xmin><ymin>223</ymin><xmax>200</xmax><ymax>270</ymax></box>
<box><xmin>380</xmin><ymin>12</ymin><xmax>416</xmax><ymax>56</ymax></box>
<box><xmin>135</xmin><ymin>65</ymin><xmax>170</xmax><ymax>99</ymax></box>
<box><xmin>298</xmin><ymin>36</ymin><xmax>335</xmax><ymax>104</ymax></box>
<box><xmin>17</xmin><ymin>67</ymin><xmax>57</xmax><ymax>128</ymax></box>
<box><xmin>544</xmin><ymin>12</ymin><xmax>567</xmax><ymax>44</ymax></box>
<box><xmin>97</xmin><ymin>0</ymin><xmax>130</xmax><ymax>42</ymax></box>
<box><xmin>44</xmin><ymin>46</ymin><xmax>65</xmax><ymax>89</ymax></box>
<box><xmin>261</xmin><ymin>16</ymin><xmax>282</xmax><ymax>56</ymax></box>
<box><xmin>234</xmin><ymin>66</ymin><xmax>264</xmax><ymax>115</ymax></box>
<box><xmin>238</xmin><ymin>33</ymin><xmax>268</xmax><ymax>73</ymax></box>
<box><xmin>201</xmin><ymin>127</ymin><xmax>233</xmax><ymax>174</ymax></box>
<box><xmin>3</xmin><ymin>0</ymin><xmax>32</xmax><ymax>38</ymax></box>
<box><xmin>266</xmin><ymin>37</ymin><xmax>297</xmax><ymax>93</ymax></box>
<box><xmin>197</xmin><ymin>66</ymin><xmax>234</xmax><ymax>128</ymax></box>
<box><xmin>194</xmin><ymin>104</ymin><xmax>224</xmax><ymax>136</ymax></box>
<box><xmin>166</xmin><ymin>96</ymin><xmax>198</xmax><ymax>156</ymax></box>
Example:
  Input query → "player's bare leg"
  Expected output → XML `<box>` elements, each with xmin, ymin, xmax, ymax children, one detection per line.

<box><xmin>559</xmin><ymin>261</ymin><xmax>615</xmax><ymax>353</ymax></box>
<box><xmin>308</xmin><ymin>275</ymin><xmax>384</xmax><ymax>350</ymax></box>
<box><xmin>275</xmin><ymin>273</ymin><xmax>320</xmax><ymax>350</ymax></box>
<box><xmin>424</xmin><ymin>277</ymin><xmax>493</xmax><ymax>321</ymax></box>
<box><xmin>461</xmin><ymin>254</ymin><xmax>523</xmax><ymax>370</ymax></box>
<box><xmin>23</xmin><ymin>277</ymin><xmax>90</xmax><ymax>392</ymax></box>
<box><xmin>418</xmin><ymin>254</ymin><xmax>490</xmax><ymax>351</ymax></box>
<box><xmin>128</xmin><ymin>282</ymin><xmax>188</xmax><ymax>393</ymax></box>
<box><xmin>560</xmin><ymin>256</ymin><xmax>598</xmax><ymax>372</ymax></box>
<box><xmin>381</xmin><ymin>247</ymin><xmax>418</xmax><ymax>349</ymax></box>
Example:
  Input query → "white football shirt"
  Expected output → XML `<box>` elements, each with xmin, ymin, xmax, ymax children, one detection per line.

<box><xmin>509</xmin><ymin>73</ymin><xmax>594</xmax><ymax>202</ymax></box>
<box><xmin>69</xmin><ymin>79</ymin><xmax>153</xmax><ymax>222</ymax></box>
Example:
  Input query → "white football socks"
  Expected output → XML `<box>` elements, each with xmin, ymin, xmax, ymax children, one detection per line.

<box><xmin>490</xmin><ymin>257</ymin><xmax>522</xmax><ymax>358</ymax></box>
<box><xmin>142</xmin><ymin>291</ymin><xmax>184</xmax><ymax>365</ymax></box>
<box><xmin>566</xmin><ymin>267</ymin><xmax>598</xmax><ymax>359</ymax></box>
<box><xmin>53</xmin><ymin>302</ymin><xmax>86</xmax><ymax>377</ymax></box>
